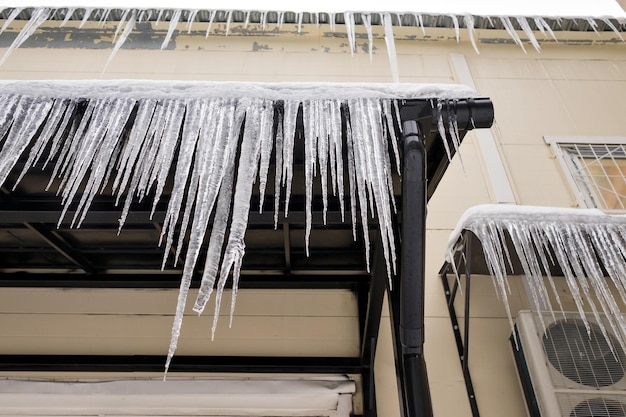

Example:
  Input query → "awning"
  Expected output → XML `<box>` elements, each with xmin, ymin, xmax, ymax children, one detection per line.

<box><xmin>0</xmin><ymin>80</ymin><xmax>495</xmax><ymax>417</ymax></box>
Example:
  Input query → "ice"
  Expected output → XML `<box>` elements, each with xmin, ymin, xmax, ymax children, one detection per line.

<box><xmin>0</xmin><ymin>97</ymin><xmax>52</xmax><ymax>187</ymax></box>
<box><xmin>500</xmin><ymin>15</ymin><xmax>526</xmax><ymax>53</ymax></box>
<box><xmin>344</xmin><ymin>11</ymin><xmax>356</xmax><ymax>55</ymax></box>
<box><xmin>516</xmin><ymin>16</ymin><xmax>541</xmax><ymax>52</ymax></box>
<box><xmin>0</xmin><ymin>7</ymin><xmax>23</xmax><ymax>34</ymax></box>
<box><xmin>0</xmin><ymin>80</ymin><xmax>479</xmax><ymax>370</ymax></box>
<box><xmin>104</xmin><ymin>11</ymin><xmax>137</xmax><ymax>70</ymax></box>
<box><xmin>60</xmin><ymin>8</ymin><xmax>76</xmax><ymax>26</ymax></box>
<box><xmin>205</xmin><ymin>10</ymin><xmax>216</xmax><ymax>37</ymax></box>
<box><xmin>447</xmin><ymin>204</ymin><xmax>626</xmax><ymax>355</ymax></box>
<box><xmin>361</xmin><ymin>13</ymin><xmax>374</xmax><ymax>62</ymax></box>
<box><xmin>450</xmin><ymin>14</ymin><xmax>460</xmax><ymax>42</ymax></box>
<box><xmin>186</xmin><ymin>9</ymin><xmax>199</xmax><ymax>33</ymax></box>
<box><xmin>161</xmin><ymin>9</ymin><xmax>181</xmax><ymax>49</ymax></box>
<box><xmin>225</xmin><ymin>10</ymin><xmax>233</xmax><ymax>35</ymax></box>
<box><xmin>381</xmin><ymin>12</ymin><xmax>400</xmax><ymax>83</ymax></box>
<box><xmin>0</xmin><ymin>7</ymin><xmax>51</xmax><ymax>66</ymax></box>
<box><xmin>463</xmin><ymin>14</ymin><xmax>480</xmax><ymax>54</ymax></box>
<box><xmin>79</xmin><ymin>8</ymin><xmax>93</xmax><ymax>28</ymax></box>
<box><xmin>601</xmin><ymin>18</ymin><xmax>625</xmax><ymax>42</ymax></box>
<box><xmin>281</xmin><ymin>100</ymin><xmax>299</xmax><ymax>218</ymax></box>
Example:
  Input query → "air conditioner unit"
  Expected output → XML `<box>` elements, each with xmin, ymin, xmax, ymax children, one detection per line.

<box><xmin>512</xmin><ymin>310</ymin><xmax>626</xmax><ymax>417</ymax></box>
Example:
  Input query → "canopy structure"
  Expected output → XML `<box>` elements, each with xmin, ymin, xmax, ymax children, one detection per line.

<box><xmin>441</xmin><ymin>204</ymin><xmax>626</xmax><ymax>416</ymax></box>
<box><xmin>0</xmin><ymin>80</ymin><xmax>494</xmax><ymax>417</ymax></box>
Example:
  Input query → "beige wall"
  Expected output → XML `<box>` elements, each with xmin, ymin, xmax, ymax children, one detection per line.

<box><xmin>0</xmin><ymin>18</ymin><xmax>624</xmax><ymax>417</ymax></box>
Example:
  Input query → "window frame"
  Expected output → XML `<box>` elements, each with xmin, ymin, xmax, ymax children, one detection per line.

<box><xmin>544</xmin><ymin>136</ymin><xmax>626</xmax><ymax>211</ymax></box>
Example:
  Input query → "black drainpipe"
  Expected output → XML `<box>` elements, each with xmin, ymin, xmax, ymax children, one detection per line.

<box><xmin>397</xmin><ymin>98</ymin><xmax>493</xmax><ymax>417</ymax></box>
<box><xmin>401</xmin><ymin>118</ymin><xmax>432</xmax><ymax>417</ymax></box>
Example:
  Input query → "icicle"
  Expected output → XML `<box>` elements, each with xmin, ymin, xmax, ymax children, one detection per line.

<box><xmin>156</xmin><ymin>9</ymin><xmax>164</xmax><ymax>26</ymax></box>
<box><xmin>60</xmin><ymin>8</ymin><xmax>76</xmax><ymax>27</ymax></box>
<box><xmin>381</xmin><ymin>12</ymin><xmax>400</xmax><ymax>83</ymax></box>
<box><xmin>413</xmin><ymin>13</ymin><xmax>425</xmax><ymax>35</ymax></box>
<box><xmin>211</xmin><ymin>99</ymin><xmax>273</xmax><ymax>337</ymax></box>
<box><xmin>99</xmin><ymin>8</ymin><xmax>111</xmax><ymax>25</ymax></box>
<box><xmin>344</xmin><ymin>11</ymin><xmax>356</xmax><ymax>55</ymax></box>
<box><xmin>499</xmin><ymin>16</ymin><xmax>526</xmax><ymax>53</ymax></box>
<box><xmin>586</xmin><ymin>17</ymin><xmax>600</xmax><ymax>35</ymax></box>
<box><xmin>165</xmin><ymin>98</ymin><xmax>239</xmax><ymax>372</ymax></box>
<box><xmin>0</xmin><ymin>96</ymin><xmax>53</xmax><ymax>186</ymax></box>
<box><xmin>450</xmin><ymin>14</ymin><xmax>460</xmax><ymax>42</ymax></box>
<box><xmin>0</xmin><ymin>7</ymin><xmax>23</xmax><ymax>34</ymax></box>
<box><xmin>71</xmin><ymin>99</ymin><xmax>135</xmax><ymax>228</ymax></box>
<box><xmin>13</xmin><ymin>98</ymin><xmax>71</xmax><ymax>187</ymax></box>
<box><xmin>303</xmin><ymin>100</ymin><xmax>317</xmax><ymax>256</ymax></box>
<box><xmin>0</xmin><ymin>7</ymin><xmax>52</xmax><ymax>66</ymax></box>
<box><xmin>112</xmin><ymin>9</ymin><xmax>130</xmax><ymax>41</ymax></box>
<box><xmin>281</xmin><ymin>100</ymin><xmax>299</xmax><ymax>218</ymax></box>
<box><xmin>273</xmin><ymin>106</ymin><xmax>284</xmax><ymax>228</ymax></box>
<box><xmin>601</xmin><ymin>18</ymin><xmax>625</xmax><ymax>42</ymax></box>
<box><xmin>362</xmin><ymin>13</ymin><xmax>374</xmax><ymax>62</ymax></box>
<box><xmin>161</xmin><ymin>9</ymin><xmax>181</xmax><ymax>49</ymax></box>
<box><xmin>186</xmin><ymin>9</ymin><xmax>198</xmax><ymax>34</ymax></box>
<box><xmin>193</xmin><ymin>99</ymin><xmax>244</xmax><ymax>315</ymax></box>
<box><xmin>516</xmin><ymin>16</ymin><xmax>541</xmax><ymax>52</ymax></box>
<box><xmin>79</xmin><ymin>8</ymin><xmax>93</xmax><ymax>28</ymax></box>
<box><xmin>257</xmin><ymin>101</ymin><xmax>274</xmax><ymax>213</ymax></box>
<box><xmin>104</xmin><ymin>11</ymin><xmax>136</xmax><ymax>70</ymax></box>
<box><xmin>329</xmin><ymin>12</ymin><xmax>336</xmax><ymax>32</ymax></box>
<box><xmin>318</xmin><ymin>101</ymin><xmax>330</xmax><ymax>224</ymax></box>
<box><xmin>160</xmin><ymin>99</ymin><xmax>207</xmax><ymax>267</ymax></box>
<box><xmin>297</xmin><ymin>11</ymin><xmax>303</xmax><ymax>34</ymax></box>
<box><xmin>435</xmin><ymin>99</ymin><xmax>452</xmax><ymax>161</ymax></box>
<box><xmin>225</xmin><ymin>10</ymin><xmax>233</xmax><ymax>36</ymax></box>
<box><xmin>464</xmin><ymin>14</ymin><xmax>480</xmax><ymax>54</ymax></box>
<box><xmin>112</xmin><ymin>98</ymin><xmax>158</xmax><ymax>206</ymax></box>
<box><xmin>205</xmin><ymin>10</ymin><xmax>216</xmax><ymax>37</ymax></box>
<box><xmin>277</xmin><ymin>11</ymin><xmax>284</xmax><ymax>29</ymax></box>
<box><xmin>534</xmin><ymin>16</ymin><xmax>558</xmax><ymax>42</ymax></box>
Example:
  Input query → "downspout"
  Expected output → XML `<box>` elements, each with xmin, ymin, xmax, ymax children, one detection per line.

<box><xmin>396</xmin><ymin>98</ymin><xmax>493</xmax><ymax>417</ymax></box>
<box><xmin>400</xmin><ymin>119</ymin><xmax>432</xmax><ymax>417</ymax></box>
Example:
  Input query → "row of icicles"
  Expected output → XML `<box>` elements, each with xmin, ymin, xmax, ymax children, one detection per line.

<box><xmin>0</xmin><ymin>93</ymin><xmax>470</xmax><ymax>371</ymax></box>
<box><xmin>0</xmin><ymin>7</ymin><xmax>625</xmax><ymax>79</ymax></box>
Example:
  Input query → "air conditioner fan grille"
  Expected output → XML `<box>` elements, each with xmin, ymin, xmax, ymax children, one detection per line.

<box><xmin>542</xmin><ymin>319</ymin><xmax>626</xmax><ymax>388</ymax></box>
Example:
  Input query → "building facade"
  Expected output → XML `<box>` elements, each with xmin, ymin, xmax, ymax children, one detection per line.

<box><xmin>0</xmin><ymin>7</ymin><xmax>625</xmax><ymax>417</ymax></box>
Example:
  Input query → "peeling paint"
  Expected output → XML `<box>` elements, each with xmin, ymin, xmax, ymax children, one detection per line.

<box><xmin>252</xmin><ymin>41</ymin><xmax>271</xmax><ymax>51</ymax></box>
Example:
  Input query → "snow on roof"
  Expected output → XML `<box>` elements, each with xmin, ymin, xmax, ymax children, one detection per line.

<box><xmin>0</xmin><ymin>80</ymin><xmax>479</xmax><ymax>100</ymax></box>
<box><xmin>10</xmin><ymin>0</ymin><xmax>626</xmax><ymax>18</ymax></box>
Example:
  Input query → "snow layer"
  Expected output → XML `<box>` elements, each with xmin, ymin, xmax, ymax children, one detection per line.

<box><xmin>0</xmin><ymin>80</ymin><xmax>478</xmax><ymax>100</ymax></box>
<box><xmin>0</xmin><ymin>81</ymin><xmax>477</xmax><ymax>370</ymax></box>
<box><xmin>447</xmin><ymin>204</ymin><xmax>626</xmax><ymax>354</ymax></box>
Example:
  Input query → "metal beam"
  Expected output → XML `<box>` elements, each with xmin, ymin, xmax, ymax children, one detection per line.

<box><xmin>359</xmin><ymin>239</ymin><xmax>387</xmax><ymax>417</ymax></box>
<box><xmin>0</xmin><ymin>208</ymin><xmax>373</xmax><ymax>226</ymax></box>
<box><xmin>0</xmin><ymin>272</ymin><xmax>366</xmax><ymax>289</ymax></box>
<box><xmin>23</xmin><ymin>222</ymin><xmax>95</xmax><ymax>274</ymax></box>
<box><xmin>0</xmin><ymin>355</ymin><xmax>362</xmax><ymax>374</ymax></box>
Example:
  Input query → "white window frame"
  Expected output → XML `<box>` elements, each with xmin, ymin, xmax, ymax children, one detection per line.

<box><xmin>544</xmin><ymin>136</ymin><xmax>626</xmax><ymax>211</ymax></box>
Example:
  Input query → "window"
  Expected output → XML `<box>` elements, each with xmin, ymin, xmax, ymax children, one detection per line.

<box><xmin>545</xmin><ymin>137</ymin><xmax>626</xmax><ymax>210</ymax></box>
